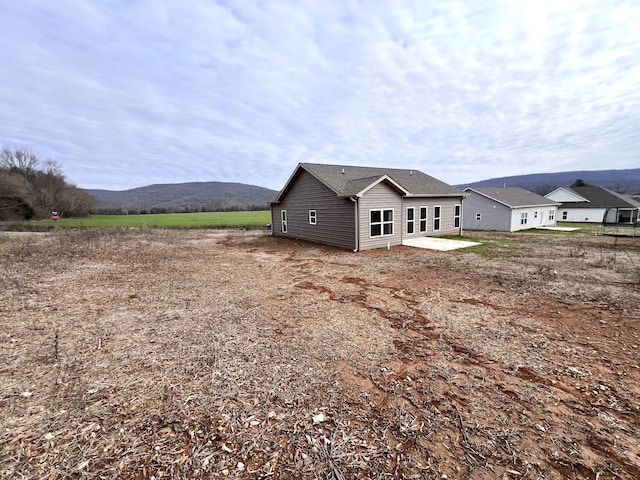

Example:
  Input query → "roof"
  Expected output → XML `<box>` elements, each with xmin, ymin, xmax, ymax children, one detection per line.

<box><xmin>273</xmin><ymin>163</ymin><xmax>464</xmax><ymax>203</ymax></box>
<box><xmin>464</xmin><ymin>187</ymin><xmax>559</xmax><ymax>208</ymax></box>
<box><xmin>561</xmin><ymin>186</ymin><xmax>640</xmax><ymax>209</ymax></box>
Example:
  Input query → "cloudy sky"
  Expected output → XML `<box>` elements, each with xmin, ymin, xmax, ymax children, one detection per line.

<box><xmin>1</xmin><ymin>1</ymin><xmax>639</xmax><ymax>191</ymax></box>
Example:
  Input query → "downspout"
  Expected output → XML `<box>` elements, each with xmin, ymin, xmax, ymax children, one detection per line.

<box><xmin>350</xmin><ymin>196</ymin><xmax>359</xmax><ymax>252</ymax></box>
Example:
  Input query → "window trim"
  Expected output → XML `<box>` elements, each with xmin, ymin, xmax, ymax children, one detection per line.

<box><xmin>419</xmin><ymin>206</ymin><xmax>427</xmax><ymax>233</ymax></box>
<box><xmin>433</xmin><ymin>205</ymin><xmax>441</xmax><ymax>231</ymax></box>
<box><xmin>370</xmin><ymin>208</ymin><xmax>394</xmax><ymax>238</ymax></box>
<box><xmin>406</xmin><ymin>207</ymin><xmax>415</xmax><ymax>235</ymax></box>
<box><xmin>308</xmin><ymin>209</ymin><xmax>317</xmax><ymax>225</ymax></box>
<box><xmin>476</xmin><ymin>212</ymin><xmax>482</xmax><ymax>221</ymax></box>
<box><xmin>281</xmin><ymin>210</ymin><xmax>287</xmax><ymax>233</ymax></box>
<box><xmin>454</xmin><ymin>204</ymin><xmax>461</xmax><ymax>229</ymax></box>
<box><xmin>520</xmin><ymin>212</ymin><xmax>528</xmax><ymax>225</ymax></box>
<box><xmin>548</xmin><ymin>210</ymin><xmax>555</xmax><ymax>221</ymax></box>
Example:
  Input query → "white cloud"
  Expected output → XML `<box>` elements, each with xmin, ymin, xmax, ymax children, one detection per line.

<box><xmin>0</xmin><ymin>0</ymin><xmax>639</xmax><ymax>190</ymax></box>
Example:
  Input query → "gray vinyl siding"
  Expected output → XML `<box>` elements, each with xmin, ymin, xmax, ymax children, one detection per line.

<box><xmin>402</xmin><ymin>198</ymin><xmax>462</xmax><ymax>236</ymax></box>
<box><xmin>271</xmin><ymin>170</ymin><xmax>355</xmax><ymax>249</ymax></box>
<box><xmin>358</xmin><ymin>183</ymin><xmax>402</xmax><ymax>251</ymax></box>
<box><xmin>463</xmin><ymin>192</ymin><xmax>513</xmax><ymax>231</ymax></box>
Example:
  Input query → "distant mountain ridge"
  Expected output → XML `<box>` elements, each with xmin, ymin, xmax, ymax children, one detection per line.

<box><xmin>87</xmin><ymin>181</ymin><xmax>278</xmax><ymax>214</ymax></box>
<box><xmin>86</xmin><ymin>168</ymin><xmax>640</xmax><ymax>214</ymax></box>
<box><xmin>459</xmin><ymin>168</ymin><xmax>640</xmax><ymax>195</ymax></box>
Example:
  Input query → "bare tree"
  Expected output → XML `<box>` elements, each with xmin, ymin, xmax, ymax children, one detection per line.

<box><xmin>1</xmin><ymin>146</ymin><xmax>41</xmax><ymax>181</ymax></box>
<box><xmin>1</xmin><ymin>145</ymin><xmax>95</xmax><ymax>219</ymax></box>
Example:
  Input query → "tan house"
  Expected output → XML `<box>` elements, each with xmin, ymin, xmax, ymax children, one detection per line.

<box><xmin>270</xmin><ymin>163</ymin><xmax>465</xmax><ymax>251</ymax></box>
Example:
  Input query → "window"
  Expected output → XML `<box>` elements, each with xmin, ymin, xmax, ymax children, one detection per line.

<box><xmin>454</xmin><ymin>205</ymin><xmax>461</xmax><ymax>228</ymax></box>
<box><xmin>309</xmin><ymin>210</ymin><xmax>316</xmax><ymax>225</ymax></box>
<box><xmin>476</xmin><ymin>213</ymin><xmax>482</xmax><ymax>221</ymax></box>
<box><xmin>520</xmin><ymin>212</ymin><xmax>528</xmax><ymax>225</ymax></box>
<box><xmin>433</xmin><ymin>206</ymin><xmax>441</xmax><ymax>231</ymax></box>
<box><xmin>370</xmin><ymin>209</ymin><xmax>394</xmax><ymax>237</ymax></box>
<box><xmin>419</xmin><ymin>207</ymin><xmax>427</xmax><ymax>233</ymax></box>
<box><xmin>281</xmin><ymin>210</ymin><xmax>287</xmax><ymax>233</ymax></box>
<box><xmin>406</xmin><ymin>207</ymin><xmax>415</xmax><ymax>234</ymax></box>
<box><xmin>534</xmin><ymin>211</ymin><xmax>538</xmax><ymax>218</ymax></box>
<box><xmin>562</xmin><ymin>211</ymin><xmax>567</xmax><ymax>220</ymax></box>
<box><xmin>549</xmin><ymin>210</ymin><xmax>555</xmax><ymax>221</ymax></box>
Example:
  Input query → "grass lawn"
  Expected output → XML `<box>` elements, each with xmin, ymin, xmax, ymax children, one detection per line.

<box><xmin>29</xmin><ymin>211</ymin><xmax>272</xmax><ymax>229</ymax></box>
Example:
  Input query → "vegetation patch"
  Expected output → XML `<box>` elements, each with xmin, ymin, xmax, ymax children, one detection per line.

<box><xmin>1</xmin><ymin>229</ymin><xmax>638</xmax><ymax>479</ymax></box>
<box><xmin>1</xmin><ymin>211</ymin><xmax>272</xmax><ymax>231</ymax></box>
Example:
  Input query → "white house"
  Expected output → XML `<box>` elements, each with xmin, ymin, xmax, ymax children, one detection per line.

<box><xmin>463</xmin><ymin>187</ymin><xmax>559</xmax><ymax>232</ymax></box>
<box><xmin>545</xmin><ymin>186</ymin><xmax>640</xmax><ymax>224</ymax></box>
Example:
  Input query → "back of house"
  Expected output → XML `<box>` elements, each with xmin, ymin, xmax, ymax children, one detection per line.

<box><xmin>270</xmin><ymin>163</ymin><xmax>465</xmax><ymax>251</ymax></box>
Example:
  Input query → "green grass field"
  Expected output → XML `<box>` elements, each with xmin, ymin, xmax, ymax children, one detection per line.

<box><xmin>31</xmin><ymin>211</ymin><xmax>272</xmax><ymax>229</ymax></box>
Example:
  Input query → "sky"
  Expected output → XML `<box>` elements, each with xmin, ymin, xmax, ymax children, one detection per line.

<box><xmin>1</xmin><ymin>1</ymin><xmax>639</xmax><ymax>191</ymax></box>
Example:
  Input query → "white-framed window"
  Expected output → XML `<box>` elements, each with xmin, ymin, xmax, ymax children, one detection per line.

<box><xmin>419</xmin><ymin>206</ymin><xmax>427</xmax><ymax>233</ymax></box>
<box><xmin>562</xmin><ymin>211</ymin><xmax>567</xmax><ymax>220</ymax></box>
<box><xmin>549</xmin><ymin>210</ymin><xmax>555</xmax><ymax>221</ymax></box>
<box><xmin>370</xmin><ymin>209</ymin><xmax>394</xmax><ymax>237</ymax></box>
<box><xmin>309</xmin><ymin>209</ymin><xmax>316</xmax><ymax>225</ymax></box>
<box><xmin>476</xmin><ymin>213</ymin><xmax>482</xmax><ymax>221</ymax></box>
<box><xmin>433</xmin><ymin>206</ymin><xmax>441</xmax><ymax>231</ymax></box>
<box><xmin>281</xmin><ymin>210</ymin><xmax>287</xmax><ymax>233</ymax></box>
<box><xmin>534</xmin><ymin>211</ymin><xmax>538</xmax><ymax>218</ymax></box>
<box><xmin>454</xmin><ymin>205</ymin><xmax>461</xmax><ymax>228</ymax></box>
<box><xmin>406</xmin><ymin>207</ymin><xmax>415</xmax><ymax>235</ymax></box>
<box><xmin>520</xmin><ymin>212</ymin><xmax>528</xmax><ymax>225</ymax></box>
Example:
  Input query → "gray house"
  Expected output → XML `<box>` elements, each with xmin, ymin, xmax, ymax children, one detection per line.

<box><xmin>545</xmin><ymin>186</ymin><xmax>640</xmax><ymax>224</ymax></box>
<box><xmin>463</xmin><ymin>187</ymin><xmax>559</xmax><ymax>232</ymax></box>
<box><xmin>270</xmin><ymin>163</ymin><xmax>465</xmax><ymax>251</ymax></box>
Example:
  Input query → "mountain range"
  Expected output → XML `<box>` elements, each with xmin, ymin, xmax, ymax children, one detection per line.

<box><xmin>86</xmin><ymin>168</ymin><xmax>640</xmax><ymax>214</ymax></box>
<box><xmin>87</xmin><ymin>182</ymin><xmax>278</xmax><ymax>214</ymax></box>
<box><xmin>459</xmin><ymin>168</ymin><xmax>640</xmax><ymax>195</ymax></box>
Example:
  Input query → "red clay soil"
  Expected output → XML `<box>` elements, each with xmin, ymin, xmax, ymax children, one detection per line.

<box><xmin>1</xmin><ymin>228</ymin><xmax>638</xmax><ymax>479</ymax></box>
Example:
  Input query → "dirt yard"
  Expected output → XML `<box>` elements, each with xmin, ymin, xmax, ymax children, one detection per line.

<box><xmin>1</xmin><ymin>228</ymin><xmax>639</xmax><ymax>479</ymax></box>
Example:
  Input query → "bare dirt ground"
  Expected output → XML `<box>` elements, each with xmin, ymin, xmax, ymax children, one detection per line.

<box><xmin>1</xmin><ymin>228</ymin><xmax>639</xmax><ymax>479</ymax></box>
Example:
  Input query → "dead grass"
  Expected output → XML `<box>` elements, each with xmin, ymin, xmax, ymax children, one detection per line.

<box><xmin>1</xmin><ymin>228</ymin><xmax>639</xmax><ymax>479</ymax></box>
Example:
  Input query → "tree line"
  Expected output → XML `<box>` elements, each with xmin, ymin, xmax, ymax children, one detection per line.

<box><xmin>0</xmin><ymin>146</ymin><xmax>95</xmax><ymax>220</ymax></box>
<box><xmin>94</xmin><ymin>201</ymin><xmax>270</xmax><ymax>215</ymax></box>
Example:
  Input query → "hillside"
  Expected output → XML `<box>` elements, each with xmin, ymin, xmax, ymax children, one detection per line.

<box><xmin>87</xmin><ymin>181</ymin><xmax>278</xmax><ymax>214</ymax></box>
<box><xmin>460</xmin><ymin>168</ymin><xmax>640</xmax><ymax>195</ymax></box>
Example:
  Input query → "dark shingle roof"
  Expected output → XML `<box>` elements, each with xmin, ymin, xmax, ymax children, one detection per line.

<box><xmin>298</xmin><ymin>163</ymin><xmax>464</xmax><ymax>197</ymax></box>
<box><xmin>565</xmin><ymin>186</ymin><xmax>640</xmax><ymax>208</ymax></box>
<box><xmin>465</xmin><ymin>187</ymin><xmax>559</xmax><ymax>208</ymax></box>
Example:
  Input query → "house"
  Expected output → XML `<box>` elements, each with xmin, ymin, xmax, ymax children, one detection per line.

<box><xmin>545</xmin><ymin>186</ymin><xmax>640</xmax><ymax>224</ymax></box>
<box><xmin>463</xmin><ymin>187</ymin><xmax>559</xmax><ymax>232</ymax></box>
<box><xmin>270</xmin><ymin>163</ymin><xmax>465</xmax><ymax>251</ymax></box>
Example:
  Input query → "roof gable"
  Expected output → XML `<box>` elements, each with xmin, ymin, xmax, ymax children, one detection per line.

<box><xmin>344</xmin><ymin>175</ymin><xmax>410</xmax><ymax>197</ymax></box>
<box><xmin>464</xmin><ymin>187</ymin><xmax>559</xmax><ymax>208</ymax></box>
<box><xmin>545</xmin><ymin>187</ymin><xmax>590</xmax><ymax>203</ymax></box>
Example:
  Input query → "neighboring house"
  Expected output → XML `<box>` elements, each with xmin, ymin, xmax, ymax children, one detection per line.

<box><xmin>545</xmin><ymin>186</ymin><xmax>640</xmax><ymax>224</ymax></box>
<box><xmin>463</xmin><ymin>187</ymin><xmax>559</xmax><ymax>232</ymax></box>
<box><xmin>270</xmin><ymin>163</ymin><xmax>465</xmax><ymax>251</ymax></box>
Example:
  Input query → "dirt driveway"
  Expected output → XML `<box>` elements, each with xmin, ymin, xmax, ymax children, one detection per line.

<box><xmin>1</xmin><ymin>228</ymin><xmax>639</xmax><ymax>479</ymax></box>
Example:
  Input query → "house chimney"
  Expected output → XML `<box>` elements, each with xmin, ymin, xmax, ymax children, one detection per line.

<box><xmin>342</xmin><ymin>168</ymin><xmax>345</xmax><ymax>174</ymax></box>
<box><xmin>410</xmin><ymin>170</ymin><xmax>413</xmax><ymax>175</ymax></box>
